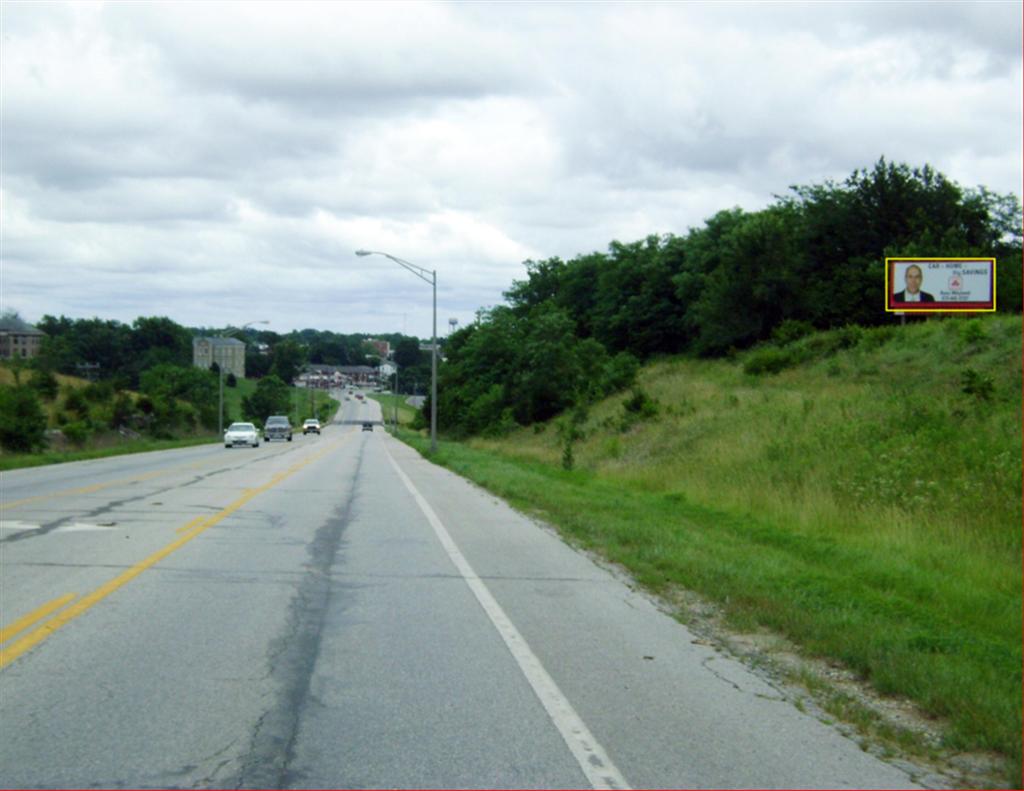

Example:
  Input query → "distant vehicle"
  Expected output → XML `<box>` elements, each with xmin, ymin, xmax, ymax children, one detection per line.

<box><xmin>302</xmin><ymin>419</ymin><xmax>321</xmax><ymax>435</ymax></box>
<box><xmin>224</xmin><ymin>422</ymin><xmax>260</xmax><ymax>448</ymax></box>
<box><xmin>362</xmin><ymin>422</ymin><xmax>373</xmax><ymax>432</ymax></box>
<box><xmin>264</xmin><ymin>415</ymin><xmax>293</xmax><ymax>442</ymax></box>
<box><xmin>355</xmin><ymin>393</ymin><xmax>364</xmax><ymax>400</ymax></box>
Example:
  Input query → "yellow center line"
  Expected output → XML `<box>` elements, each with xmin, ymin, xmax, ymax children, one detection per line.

<box><xmin>0</xmin><ymin>435</ymin><xmax>351</xmax><ymax>670</ymax></box>
<box><xmin>174</xmin><ymin>515</ymin><xmax>210</xmax><ymax>535</ymax></box>
<box><xmin>0</xmin><ymin>593</ymin><xmax>78</xmax><ymax>645</ymax></box>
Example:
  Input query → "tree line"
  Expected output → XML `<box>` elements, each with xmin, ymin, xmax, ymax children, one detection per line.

<box><xmin>32</xmin><ymin>318</ymin><xmax>415</xmax><ymax>387</ymax></box>
<box><xmin>1</xmin><ymin>314</ymin><xmax>433</xmax><ymax>452</ymax></box>
<box><xmin>432</xmin><ymin>159</ymin><xmax>1021</xmax><ymax>436</ymax></box>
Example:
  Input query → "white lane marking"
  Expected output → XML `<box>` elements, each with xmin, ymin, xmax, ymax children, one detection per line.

<box><xmin>53</xmin><ymin>523</ymin><xmax>119</xmax><ymax>533</ymax></box>
<box><xmin>0</xmin><ymin>521</ymin><xmax>39</xmax><ymax>532</ymax></box>
<box><xmin>384</xmin><ymin>445</ymin><xmax>630</xmax><ymax>791</ymax></box>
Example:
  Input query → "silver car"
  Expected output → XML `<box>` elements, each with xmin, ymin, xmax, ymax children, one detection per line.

<box><xmin>224</xmin><ymin>422</ymin><xmax>260</xmax><ymax>448</ymax></box>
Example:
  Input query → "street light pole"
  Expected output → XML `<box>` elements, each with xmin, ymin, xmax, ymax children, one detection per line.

<box><xmin>218</xmin><ymin>320</ymin><xmax>269</xmax><ymax>436</ymax></box>
<box><xmin>355</xmin><ymin>250</ymin><xmax>437</xmax><ymax>453</ymax></box>
<box><xmin>394</xmin><ymin>361</ymin><xmax>399</xmax><ymax>432</ymax></box>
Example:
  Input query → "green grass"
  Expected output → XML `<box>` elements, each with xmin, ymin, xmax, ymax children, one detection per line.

<box><xmin>368</xmin><ymin>393</ymin><xmax>421</xmax><ymax>426</ymax></box>
<box><xmin>220</xmin><ymin>376</ymin><xmax>256</xmax><ymax>424</ymax></box>
<box><xmin>398</xmin><ymin>314</ymin><xmax>1023</xmax><ymax>786</ymax></box>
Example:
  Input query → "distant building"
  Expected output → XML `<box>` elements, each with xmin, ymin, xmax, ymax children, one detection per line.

<box><xmin>193</xmin><ymin>337</ymin><xmax>246</xmax><ymax>379</ymax></box>
<box><xmin>299</xmin><ymin>364</ymin><xmax>381</xmax><ymax>388</ymax></box>
<box><xmin>337</xmin><ymin>365</ymin><xmax>380</xmax><ymax>386</ymax></box>
<box><xmin>366</xmin><ymin>338</ymin><xmax>391</xmax><ymax>359</ymax></box>
<box><xmin>0</xmin><ymin>316</ymin><xmax>46</xmax><ymax>359</ymax></box>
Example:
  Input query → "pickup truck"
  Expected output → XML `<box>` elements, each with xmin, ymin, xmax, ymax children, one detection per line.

<box><xmin>263</xmin><ymin>415</ymin><xmax>293</xmax><ymax>442</ymax></box>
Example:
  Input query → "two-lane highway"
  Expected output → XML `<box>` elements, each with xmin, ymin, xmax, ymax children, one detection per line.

<box><xmin>1</xmin><ymin>394</ymin><xmax>925</xmax><ymax>788</ymax></box>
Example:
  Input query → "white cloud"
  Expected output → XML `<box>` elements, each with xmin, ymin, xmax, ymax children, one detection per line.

<box><xmin>2</xmin><ymin>0</ymin><xmax>1020</xmax><ymax>336</ymax></box>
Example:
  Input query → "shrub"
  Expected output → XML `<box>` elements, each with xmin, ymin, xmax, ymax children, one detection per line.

<box><xmin>602</xmin><ymin>352</ymin><xmax>640</xmax><ymax>394</ymax></box>
<box><xmin>961</xmin><ymin>368</ymin><xmax>995</xmax><ymax>401</ymax></box>
<box><xmin>771</xmin><ymin>319</ymin><xmax>815</xmax><ymax>346</ymax></box>
<box><xmin>226</xmin><ymin>373</ymin><xmax>238</xmax><ymax>388</ymax></box>
<box><xmin>557</xmin><ymin>405</ymin><xmax>589</xmax><ymax>470</ymax></box>
<box><xmin>482</xmin><ymin>408</ymin><xmax>518</xmax><ymax>438</ymax></box>
<box><xmin>61</xmin><ymin>420</ymin><xmax>91</xmax><ymax>446</ymax></box>
<box><xmin>743</xmin><ymin>346</ymin><xmax>798</xmax><ymax>375</ymax></box>
<box><xmin>623</xmin><ymin>388</ymin><xmax>659</xmax><ymax>418</ymax></box>
<box><xmin>82</xmin><ymin>381</ymin><xmax>114</xmax><ymax>403</ymax></box>
<box><xmin>109</xmin><ymin>393</ymin><xmax>136</xmax><ymax>429</ymax></box>
<box><xmin>858</xmin><ymin>325</ymin><xmax>896</xmax><ymax>351</ymax></box>
<box><xmin>31</xmin><ymin>369</ymin><xmax>60</xmax><ymax>400</ymax></box>
<box><xmin>466</xmin><ymin>384</ymin><xmax>507</xmax><ymax>436</ymax></box>
<box><xmin>958</xmin><ymin>319</ymin><xmax>988</xmax><ymax>346</ymax></box>
<box><xmin>0</xmin><ymin>385</ymin><xmax>47</xmax><ymax>452</ymax></box>
<box><xmin>63</xmin><ymin>386</ymin><xmax>90</xmax><ymax>418</ymax></box>
<box><xmin>804</xmin><ymin>334</ymin><xmax>842</xmax><ymax>357</ymax></box>
<box><xmin>835</xmin><ymin>325</ymin><xmax>864</xmax><ymax>349</ymax></box>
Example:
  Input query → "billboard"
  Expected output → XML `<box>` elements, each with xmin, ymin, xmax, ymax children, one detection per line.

<box><xmin>885</xmin><ymin>258</ymin><xmax>996</xmax><ymax>313</ymax></box>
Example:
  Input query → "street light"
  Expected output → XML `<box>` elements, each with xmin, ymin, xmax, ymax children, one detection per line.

<box><xmin>218</xmin><ymin>320</ymin><xmax>269</xmax><ymax>436</ymax></box>
<box><xmin>355</xmin><ymin>250</ymin><xmax>437</xmax><ymax>453</ymax></box>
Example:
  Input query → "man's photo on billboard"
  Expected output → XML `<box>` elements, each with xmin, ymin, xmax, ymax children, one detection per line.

<box><xmin>892</xmin><ymin>264</ymin><xmax>935</xmax><ymax>303</ymax></box>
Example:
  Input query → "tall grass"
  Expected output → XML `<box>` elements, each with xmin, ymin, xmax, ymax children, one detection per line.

<box><xmin>403</xmin><ymin>315</ymin><xmax>1022</xmax><ymax>784</ymax></box>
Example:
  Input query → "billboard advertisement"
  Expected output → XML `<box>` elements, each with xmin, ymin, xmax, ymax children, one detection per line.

<box><xmin>885</xmin><ymin>258</ymin><xmax>996</xmax><ymax>313</ymax></box>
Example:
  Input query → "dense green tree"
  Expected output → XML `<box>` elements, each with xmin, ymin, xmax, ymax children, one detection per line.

<box><xmin>392</xmin><ymin>338</ymin><xmax>430</xmax><ymax>393</ymax></box>
<box><xmin>131</xmin><ymin>317</ymin><xmax>192</xmax><ymax>364</ymax></box>
<box><xmin>242</xmin><ymin>375</ymin><xmax>291</xmax><ymax>422</ymax></box>
<box><xmin>139</xmin><ymin>364</ymin><xmax>219</xmax><ymax>428</ymax></box>
<box><xmin>35</xmin><ymin>314</ymin><xmax>194</xmax><ymax>387</ymax></box>
<box><xmin>245</xmin><ymin>347</ymin><xmax>273</xmax><ymax>379</ymax></box>
<box><xmin>0</xmin><ymin>385</ymin><xmax>47</xmax><ymax>452</ymax></box>
<box><xmin>30</xmin><ymin>369</ymin><xmax>60</xmax><ymax>400</ymax></box>
<box><xmin>505</xmin><ymin>257</ymin><xmax>568</xmax><ymax>315</ymax></box>
<box><xmin>434</xmin><ymin>304</ymin><xmax>637</xmax><ymax>436</ymax></box>
<box><xmin>270</xmin><ymin>340</ymin><xmax>307</xmax><ymax>384</ymax></box>
<box><xmin>690</xmin><ymin>204</ymin><xmax>806</xmax><ymax>354</ymax></box>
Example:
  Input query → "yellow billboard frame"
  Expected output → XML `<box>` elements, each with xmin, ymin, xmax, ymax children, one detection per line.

<box><xmin>884</xmin><ymin>257</ymin><xmax>997</xmax><ymax>313</ymax></box>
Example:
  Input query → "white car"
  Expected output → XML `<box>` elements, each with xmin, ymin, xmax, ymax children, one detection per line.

<box><xmin>224</xmin><ymin>422</ymin><xmax>260</xmax><ymax>448</ymax></box>
<box><xmin>302</xmin><ymin>419</ymin><xmax>321</xmax><ymax>435</ymax></box>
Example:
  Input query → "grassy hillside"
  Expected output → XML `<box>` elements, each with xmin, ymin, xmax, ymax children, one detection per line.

<box><xmin>401</xmin><ymin>315</ymin><xmax>1022</xmax><ymax>784</ymax></box>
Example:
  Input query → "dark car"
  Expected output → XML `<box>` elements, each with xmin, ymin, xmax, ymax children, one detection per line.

<box><xmin>264</xmin><ymin>415</ymin><xmax>293</xmax><ymax>442</ymax></box>
<box><xmin>361</xmin><ymin>422</ymin><xmax>373</xmax><ymax>432</ymax></box>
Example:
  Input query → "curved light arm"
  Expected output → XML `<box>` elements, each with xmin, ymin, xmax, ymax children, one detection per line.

<box><xmin>355</xmin><ymin>248</ymin><xmax>438</xmax><ymax>453</ymax></box>
<box><xmin>220</xmin><ymin>320</ymin><xmax>269</xmax><ymax>338</ymax></box>
<box><xmin>356</xmin><ymin>250</ymin><xmax>435</xmax><ymax>285</ymax></box>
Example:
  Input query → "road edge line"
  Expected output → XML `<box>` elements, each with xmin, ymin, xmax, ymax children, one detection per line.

<box><xmin>384</xmin><ymin>442</ymin><xmax>630</xmax><ymax>791</ymax></box>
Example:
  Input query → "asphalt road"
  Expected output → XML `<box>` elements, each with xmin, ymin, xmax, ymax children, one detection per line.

<box><xmin>0</xmin><ymin>391</ymin><xmax>924</xmax><ymax>789</ymax></box>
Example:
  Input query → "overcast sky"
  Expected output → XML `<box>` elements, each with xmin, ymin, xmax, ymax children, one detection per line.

<box><xmin>2</xmin><ymin>1</ymin><xmax>1021</xmax><ymax>339</ymax></box>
